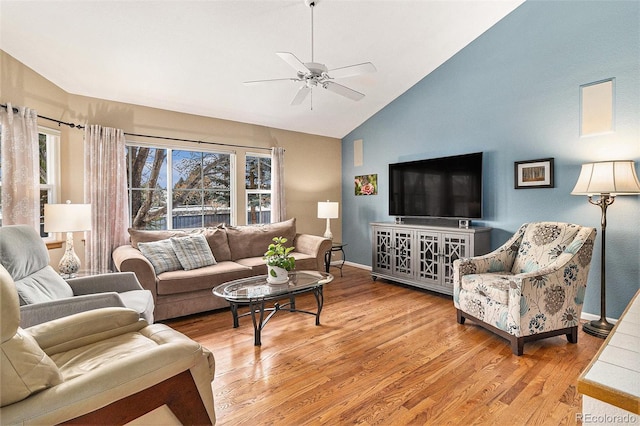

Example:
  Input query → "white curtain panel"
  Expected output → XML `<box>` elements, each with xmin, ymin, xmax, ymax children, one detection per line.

<box><xmin>271</xmin><ymin>147</ymin><xmax>286</xmax><ymax>223</ymax></box>
<box><xmin>84</xmin><ymin>125</ymin><xmax>129</xmax><ymax>271</ymax></box>
<box><xmin>0</xmin><ymin>103</ymin><xmax>40</xmax><ymax>229</ymax></box>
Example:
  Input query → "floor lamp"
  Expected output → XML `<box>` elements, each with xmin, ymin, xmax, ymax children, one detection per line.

<box><xmin>317</xmin><ymin>200</ymin><xmax>339</xmax><ymax>240</ymax></box>
<box><xmin>44</xmin><ymin>200</ymin><xmax>92</xmax><ymax>278</ymax></box>
<box><xmin>571</xmin><ymin>160</ymin><xmax>640</xmax><ymax>338</ymax></box>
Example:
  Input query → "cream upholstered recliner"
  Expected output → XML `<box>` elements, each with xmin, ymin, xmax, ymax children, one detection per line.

<box><xmin>0</xmin><ymin>225</ymin><xmax>154</xmax><ymax>327</ymax></box>
<box><xmin>453</xmin><ymin>222</ymin><xmax>596</xmax><ymax>355</ymax></box>
<box><xmin>0</xmin><ymin>264</ymin><xmax>216</xmax><ymax>425</ymax></box>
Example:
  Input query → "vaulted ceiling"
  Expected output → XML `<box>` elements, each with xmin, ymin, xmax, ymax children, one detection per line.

<box><xmin>0</xmin><ymin>0</ymin><xmax>524</xmax><ymax>138</ymax></box>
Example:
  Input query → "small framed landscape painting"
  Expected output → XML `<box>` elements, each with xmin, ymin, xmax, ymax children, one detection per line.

<box><xmin>355</xmin><ymin>174</ymin><xmax>377</xmax><ymax>196</ymax></box>
<box><xmin>514</xmin><ymin>158</ymin><xmax>554</xmax><ymax>189</ymax></box>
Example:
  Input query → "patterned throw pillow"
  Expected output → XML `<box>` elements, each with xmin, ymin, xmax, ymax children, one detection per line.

<box><xmin>138</xmin><ymin>239</ymin><xmax>183</xmax><ymax>274</ymax></box>
<box><xmin>170</xmin><ymin>234</ymin><xmax>217</xmax><ymax>271</ymax></box>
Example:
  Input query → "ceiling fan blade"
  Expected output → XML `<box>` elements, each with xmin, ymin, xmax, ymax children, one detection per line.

<box><xmin>276</xmin><ymin>52</ymin><xmax>310</xmax><ymax>75</ymax></box>
<box><xmin>291</xmin><ymin>86</ymin><xmax>311</xmax><ymax>105</ymax></box>
<box><xmin>243</xmin><ymin>78</ymin><xmax>300</xmax><ymax>85</ymax></box>
<box><xmin>328</xmin><ymin>62</ymin><xmax>376</xmax><ymax>79</ymax></box>
<box><xmin>323</xmin><ymin>81</ymin><xmax>365</xmax><ymax>101</ymax></box>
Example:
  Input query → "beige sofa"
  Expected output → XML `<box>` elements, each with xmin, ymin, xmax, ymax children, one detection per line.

<box><xmin>112</xmin><ymin>218</ymin><xmax>331</xmax><ymax>321</ymax></box>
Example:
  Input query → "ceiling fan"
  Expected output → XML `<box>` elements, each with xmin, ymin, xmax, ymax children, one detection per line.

<box><xmin>244</xmin><ymin>0</ymin><xmax>376</xmax><ymax>107</ymax></box>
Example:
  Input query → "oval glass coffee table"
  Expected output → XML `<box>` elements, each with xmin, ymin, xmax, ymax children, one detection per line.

<box><xmin>213</xmin><ymin>270</ymin><xmax>334</xmax><ymax>345</ymax></box>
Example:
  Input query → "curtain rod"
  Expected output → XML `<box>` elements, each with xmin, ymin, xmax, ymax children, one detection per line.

<box><xmin>1</xmin><ymin>103</ymin><xmax>85</xmax><ymax>129</ymax></box>
<box><xmin>1</xmin><ymin>103</ymin><xmax>272</xmax><ymax>152</ymax></box>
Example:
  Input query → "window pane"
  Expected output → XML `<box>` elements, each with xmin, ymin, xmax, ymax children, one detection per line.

<box><xmin>130</xmin><ymin>189</ymin><xmax>167</xmax><ymax>229</ymax></box>
<box><xmin>246</xmin><ymin>157</ymin><xmax>258</xmax><ymax>189</ymax></box>
<box><xmin>247</xmin><ymin>193</ymin><xmax>271</xmax><ymax>224</ymax></box>
<box><xmin>128</xmin><ymin>147</ymin><xmax>167</xmax><ymax>190</ymax></box>
<box><xmin>172</xmin><ymin>150</ymin><xmax>201</xmax><ymax>188</ymax></box>
<box><xmin>128</xmin><ymin>147</ymin><xmax>168</xmax><ymax>229</ymax></box>
<box><xmin>39</xmin><ymin>133</ymin><xmax>47</xmax><ymax>184</ymax></box>
<box><xmin>259</xmin><ymin>157</ymin><xmax>271</xmax><ymax>190</ymax></box>
<box><xmin>203</xmin><ymin>152</ymin><xmax>230</xmax><ymax>190</ymax></box>
<box><xmin>39</xmin><ymin>189</ymin><xmax>49</xmax><ymax>237</ymax></box>
<box><xmin>172</xmin><ymin>189</ymin><xmax>204</xmax><ymax>229</ymax></box>
<box><xmin>246</xmin><ymin>155</ymin><xmax>271</xmax><ymax>190</ymax></box>
<box><xmin>205</xmin><ymin>190</ymin><xmax>230</xmax><ymax>226</ymax></box>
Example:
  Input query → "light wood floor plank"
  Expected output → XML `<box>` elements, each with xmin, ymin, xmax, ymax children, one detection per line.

<box><xmin>166</xmin><ymin>266</ymin><xmax>603</xmax><ymax>425</ymax></box>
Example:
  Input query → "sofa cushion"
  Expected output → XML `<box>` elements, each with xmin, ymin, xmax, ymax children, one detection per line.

<box><xmin>226</xmin><ymin>218</ymin><xmax>296</xmax><ymax>261</ymax></box>
<box><xmin>128</xmin><ymin>228</ymin><xmax>187</xmax><ymax>249</ymax></box>
<box><xmin>460</xmin><ymin>272</ymin><xmax>514</xmax><ymax>305</ymax></box>
<box><xmin>157</xmin><ymin>262</ymin><xmax>253</xmax><ymax>295</ymax></box>
<box><xmin>235</xmin><ymin>252</ymin><xmax>318</xmax><ymax>274</ymax></box>
<box><xmin>235</xmin><ymin>257</ymin><xmax>268</xmax><ymax>274</ymax></box>
<box><xmin>290</xmin><ymin>252</ymin><xmax>319</xmax><ymax>272</ymax></box>
<box><xmin>171</xmin><ymin>234</ymin><xmax>217</xmax><ymax>271</ymax></box>
<box><xmin>138</xmin><ymin>240</ymin><xmax>183</xmax><ymax>274</ymax></box>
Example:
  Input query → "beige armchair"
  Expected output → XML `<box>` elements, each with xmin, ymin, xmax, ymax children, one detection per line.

<box><xmin>0</xmin><ymin>264</ymin><xmax>216</xmax><ymax>425</ymax></box>
<box><xmin>453</xmin><ymin>222</ymin><xmax>596</xmax><ymax>355</ymax></box>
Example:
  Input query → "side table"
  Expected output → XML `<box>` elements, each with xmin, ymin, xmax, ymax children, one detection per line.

<box><xmin>325</xmin><ymin>242</ymin><xmax>347</xmax><ymax>276</ymax></box>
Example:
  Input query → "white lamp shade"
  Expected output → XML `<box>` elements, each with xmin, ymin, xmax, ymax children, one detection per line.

<box><xmin>571</xmin><ymin>161</ymin><xmax>640</xmax><ymax>196</ymax></box>
<box><xmin>44</xmin><ymin>202</ymin><xmax>92</xmax><ymax>232</ymax></box>
<box><xmin>317</xmin><ymin>201</ymin><xmax>339</xmax><ymax>219</ymax></box>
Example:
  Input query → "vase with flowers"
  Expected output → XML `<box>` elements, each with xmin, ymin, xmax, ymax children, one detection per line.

<box><xmin>263</xmin><ymin>236</ymin><xmax>295</xmax><ymax>284</ymax></box>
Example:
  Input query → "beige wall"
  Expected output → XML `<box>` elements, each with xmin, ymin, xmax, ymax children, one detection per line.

<box><xmin>1</xmin><ymin>51</ymin><xmax>342</xmax><ymax>266</ymax></box>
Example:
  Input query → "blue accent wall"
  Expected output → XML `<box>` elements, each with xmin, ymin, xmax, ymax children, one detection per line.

<box><xmin>342</xmin><ymin>1</ymin><xmax>639</xmax><ymax>319</ymax></box>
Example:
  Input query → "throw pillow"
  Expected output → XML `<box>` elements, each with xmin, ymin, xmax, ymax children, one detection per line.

<box><xmin>171</xmin><ymin>234</ymin><xmax>217</xmax><ymax>271</ymax></box>
<box><xmin>226</xmin><ymin>218</ymin><xmax>296</xmax><ymax>260</ymax></box>
<box><xmin>128</xmin><ymin>228</ymin><xmax>187</xmax><ymax>249</ymax></box>
<box><xmin>198</xmin><ymin>226</ymin><xmax>232</xmax><ymax>262</ymax></box>
<box><xmin>138</xmin><ymin>240</ymin><xmax>183</xmax><ymax>274</ymax></box>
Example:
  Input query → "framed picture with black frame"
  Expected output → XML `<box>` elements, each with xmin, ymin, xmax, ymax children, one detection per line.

<box><xmin>514</xmin><ymin>158</ymin><xmax>554</xmax><ymax>189</ymax></box>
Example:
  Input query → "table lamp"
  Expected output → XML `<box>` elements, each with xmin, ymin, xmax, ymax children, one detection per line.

<box><xmin>317</xmin><ymin>200</ymin><xmax>339</xmax><ymax>240</ymax></box>
<box><xmin>44</xmin><ymin>200</ymin><xmax>92</xmax><ymax>278</ymax></box>
<box><xmin>571</xmin><ymin>160</ymin><xmax>640</xmax><ymax>338</ymax></box>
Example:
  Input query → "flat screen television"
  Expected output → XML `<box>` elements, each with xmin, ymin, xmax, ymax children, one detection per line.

<box><xmin>389</xmin><ymin>152</ymin><xmax>483</xmax><ymax>219</ymax></box>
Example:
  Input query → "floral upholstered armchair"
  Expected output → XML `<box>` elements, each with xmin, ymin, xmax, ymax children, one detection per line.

<box><xmin>453</xmin><ymin>222</ymin><xmax>596</xmax><ymax>355</ymax></box>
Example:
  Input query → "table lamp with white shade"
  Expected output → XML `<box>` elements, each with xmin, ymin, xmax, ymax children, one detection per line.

<box><xmin>44</xmin><ymin>200</ymin><xmax>92</xmax><ymax>278</ymax></box>
<box><xmin>571</xmin><ymin>160</ymin><xmax>640</xmax><ymax>338</ymax></box>
<box><xmin>317</xmin><ymin>200</ymin><xmax>339</xmax><ymax>240</ymax></box>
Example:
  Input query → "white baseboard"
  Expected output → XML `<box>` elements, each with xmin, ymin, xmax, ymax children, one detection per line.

<box><xmin>343</xmin><ymin>261</ymin><xmax>371</xmax><ymax>271</ymax></box>
<box><xmin>580</xmin><ymin>311</ymin><xmax>618</xmax><ymax>324</ymax></box>
<box><xmin>340</xmin><ymin>262</ymin><xmax>618</xmax><ymax>323</ymax></box>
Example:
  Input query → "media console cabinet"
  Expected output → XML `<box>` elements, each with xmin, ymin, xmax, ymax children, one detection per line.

<box><xmin>371</xmin><ymin>222</ymin><xmax>492</xmax><ymax>295</ymax></box>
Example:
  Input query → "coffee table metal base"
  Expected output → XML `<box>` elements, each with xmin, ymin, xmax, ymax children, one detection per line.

<box><xmin>229</xmin><ymin>286</ymin><xmax>324</xmax><ymax>345</ymax></box>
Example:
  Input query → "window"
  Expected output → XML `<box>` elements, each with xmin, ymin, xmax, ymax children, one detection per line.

<box><xmin>39</xmin><ymin>128</ymin><xmax>61</xmax><ymax>237</ymax></box>
<box><xmin>0</xmin><ymin>127</ymin><xmax>60</xmax><ymax>238</ymax></box>
<box><xmin>127</xmin><ymin>144</ymin><xmax>234</xmax><ymax>230</ymax></box>
<box><xmin>245</xmin><ymin>153</ymin><xmax>271</xmax><ymax>224</ymax></box>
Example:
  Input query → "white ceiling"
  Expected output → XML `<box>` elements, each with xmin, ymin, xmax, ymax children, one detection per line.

<box><xmin>0</xmin><ymin>0</ymin><xmax>524</xmax><ymax>139</ymax></box>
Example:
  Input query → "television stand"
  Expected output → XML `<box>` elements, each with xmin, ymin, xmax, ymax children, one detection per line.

<box><xmin>370</xmin><ymin>222</ymin><xmax>491</xmax><ymax>295</ymax></box>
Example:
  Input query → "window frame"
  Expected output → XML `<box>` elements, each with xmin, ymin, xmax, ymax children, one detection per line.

<box><xmin>39</xmin><ymin>126</ymin><xmax>61</xmax><ymax>241</ymax></box>
<box><xmin>125</xmin><ymin>141</ymin><xmax>236</xmax><ymax>230</ymax></box>
<box><xmin>245</xmin><ymin>152</ymin><xmax>272</xmax><ymax>225</ymax></box>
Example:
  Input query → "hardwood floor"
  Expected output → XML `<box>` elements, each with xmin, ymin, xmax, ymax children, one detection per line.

<box><xmin>166</xmin><ymin>266</ymin><xmax>604</xmax><ymax>425</ymax></box>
